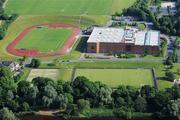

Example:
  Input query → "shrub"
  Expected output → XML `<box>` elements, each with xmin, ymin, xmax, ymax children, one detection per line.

<box><xmin>165</xmin><ymin>71</ymin><xmax>176</xmax><ymax>82</ymax></box>
<box><xmin>29</xmin><ymin>59</ymin><xmax>41</xmax><ymax>68</ymax></box>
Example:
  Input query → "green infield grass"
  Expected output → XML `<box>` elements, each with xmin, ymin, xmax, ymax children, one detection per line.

<box><xmin>5</xmin><ymin>0</ymin><xmax>136</xmax><ymax>15</ymax></box>
<box><xmin>16</xmin><ymin>27</ymin><xmax>72</xmax><ymax>52</ymax></box>
<box><xmin>74</xmin><ymin>68</ymin><xmax>153</xmax><ymax>88</ymax></box>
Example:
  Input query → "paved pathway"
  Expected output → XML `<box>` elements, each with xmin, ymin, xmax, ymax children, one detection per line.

<box><xmin>41</xmin><ymin>57</ymin><xmax>163</xmax><ymax>65</ymax></box>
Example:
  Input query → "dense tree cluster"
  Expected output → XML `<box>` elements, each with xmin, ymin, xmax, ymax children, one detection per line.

<box><xmin>1</xmin><ymin>67</ymin><xmax>180</xmax><ymax>119</ymax></box>
<box><xmin>122</xmin><ymin>0</ymin><xmax>180</xmax><ymax>36</ymax></box>
<box><xmin>0</xmin><ymin>0</ymin><xmax>18</xmax><ymax>40</ymax></box>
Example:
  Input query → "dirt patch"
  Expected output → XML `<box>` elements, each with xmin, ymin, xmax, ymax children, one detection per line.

<box><xmin>27</xmin><ymin>69</ymin><xmax>59</xmax><ymax>81</ymax></box>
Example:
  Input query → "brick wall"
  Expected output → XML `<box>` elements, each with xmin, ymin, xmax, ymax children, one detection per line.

<box><xmin>87</xmin><ymin>42</ymin><xmax>160</xmax><ymax>55</ymax></box>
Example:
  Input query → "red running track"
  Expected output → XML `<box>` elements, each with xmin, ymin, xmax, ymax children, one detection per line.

<box><xmin>7</xmin><ymin>24</ymin><xmax>81</xmax><ymax>57</ymax></box>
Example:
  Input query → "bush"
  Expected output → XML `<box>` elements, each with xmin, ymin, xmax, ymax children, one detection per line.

<box><xmin>116</xmin><ymin>53</ymin><xmax>136</xmax><ymax>59</ymax></box>
<box><xmin>29</xmin><ymin>59</ymin><xmax>41</xmax><ymax>68</ymax></box>
<box><xmin>113</xmin><ymin>107</ymin><xmax>132</xmax><ymax>120</ymax></box>
<box><xmin>165</xmin><ymin>71</ymin><xmax>176</xmax><ymax>82</ymax></box>
<box><xmin>125</xmin><ymin>54</ymin><xmax>136</xmax><ymax>58</ymax></box>
<box><xmin>0</xmin><ymin>108</ymin><xmax>18</xmax><ymax>120</ymax></box>
<box><xmin>165</xmin><ymin>57</ymin><xmax>173</xmax><ymax>66</ymax></box>
<box><xmin>21</xmin><ymin>102</ymin><xmax>30</xmax><ymax>111</ymax></box>
<box><xmin>0</xmin><ymin>28</ymin><xmax>5</xmax><ymax>40</ymax></box>
<box><xmin>77</xmin><ymin>99</ymin><xmax>90</xmax><ymax>112</ymax></box>
<box><xmin>138</xmin><ymin>23</ymin><xmax>146</xmax><ymax>30</ymax></box>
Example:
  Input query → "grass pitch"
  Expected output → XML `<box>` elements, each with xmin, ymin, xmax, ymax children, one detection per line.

<box><xmin>16</xmin><ymin>27</ymin><xmax>72</xmax><ymax>52</ymax></box>
<box><xmin>75</xmin><ymin>69</ymin><xmax>153</xmax><ymax>88</ymax></box>
<box><xmin>27</xmin><ymin>69</ymin><xmax>59</xmax><ymax>81</ymax></box>
<box><xmin>5</xmin><ymin>0</ymin><xmax>136</xmax><ymax>15</ymax></box>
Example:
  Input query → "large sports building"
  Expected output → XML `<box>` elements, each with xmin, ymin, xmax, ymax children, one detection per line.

<box><xmin>87</xmin><ymin>27</ymin><xmax>160</xmax><ymax>54</ymax></box>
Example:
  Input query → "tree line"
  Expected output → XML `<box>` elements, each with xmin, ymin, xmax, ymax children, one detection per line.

<box><xmin>0</xmin><ymin>0</ymin><xmax>18</xmax><ymax>40</ymax></box>
<box><xmin>1</xmin><ymin>67</ymin><xmax>180</xmax><ymax>120</ymax></box>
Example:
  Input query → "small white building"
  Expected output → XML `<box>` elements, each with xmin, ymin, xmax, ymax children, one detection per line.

<box><xmin>161</xmin><ymin>2</ymin><xmax>176</xmax><ymax>9</ymax></box>
<box><xmin>160</xmin><ymin>2</ymin><xmax>177</xmax><ymax>15</ymax></box>
<box><xmin>174</xmin><ymin>78</ymin><xmax>180</xmax><ymax>85</ymax></box>
<box><xmin>149</xmin><ymin>2</ymin><xmax>177</xmax><ymax>16</ymax></box>
<box><xmin>0</xmin><ymin>61</ymin><xmax>21</xmax><ymax>71</ymax></box>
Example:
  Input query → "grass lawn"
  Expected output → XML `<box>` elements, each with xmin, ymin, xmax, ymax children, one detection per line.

<box><xmin>16</xmin><ymin>27</ymin><xmax>72</xmax><ymax>52</ymax></box>
<box><xmin>75</xmin><ymin>69</ymin><xmax>153</xmax><ymax>88</ymax></box>
<box><xmin>141</xmin><ymin>55</ymin><xmax>163</xmax><ymax>60</ymax></box>
<box><xmin>59</xmin><ymin>69</ymin><xmax>73</xmax><ymax>81</ymax></box>
<box><xmin>82</xmin><ymin>107</ymin><xmax>152</xmax><ymax>118</ymax></box>
<box><xmin>40</xmin><ymin>61</ymin><xmax>178</xmax><ymax>90</ymax></box>
<box><xmin>177</xmin><ymin>37</ymin><xmax>180</xmax><ymax>42</ymax></box>
<box><xmin>5</xmin><ymin>0</ymin><xmax>136</xmax><ymax>15</ymax></box>
<box><xmin>18</xmin><ymin>68</ymin><xmax>31</xmax><ymax>82</ymax></box>
<box><xmin>158</xmin><ymin>80</ymin><xmax>173</xmax><ymax>90</ymax></box>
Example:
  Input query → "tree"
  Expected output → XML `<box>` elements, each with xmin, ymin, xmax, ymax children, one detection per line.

<box><xmin>64</xmin><ymin>93</ymin><xmax>73</xmax><ymax>104</ymax></box>
<box><xmin>59</xmin><ymin>104</ymin><xmax>78</xmax><ymax>120</ymax></box>
<box><xmin>166</xmin><ymin>99</ymin><xmax>180</xmax><ymax>117</ymax></box>
<box><xmin>42</xmin><ymin>85</ymin><xmax>57</xmax><ymax>107</ymax></box>
<box><xmin>113</xmin><ymin>107</ymin><xmax>132</xmax><ymax>120</ymax></box>
<box><xmin>77</xmin><ymin>99</ymin><xmax>90</xmax><ymax>112</ymax></box>
<box><xmin>21</xmin><ymin>102</ymin><xmax>30</xmax><ymax>111</ymax></box>
<box><xmin>114</xmin><ymin>97</ymin><xmax>125</xmax><ymax>107</ymax></box>
<box><xmin>63</xmin><ymin>82</ymin><xmax>73</xmax><ymax>94</ymax></box>
<box><xmin>165</xmin><ymin>57</ymin><xmax>173</xmax><ymax>66</ymax></box>
<box><xmin>56</xmin><ymin>80</ymin><xmax>64</xmax><ymax>94</ymax></box>
<box><xmin>96</xmin><ymin>86</ymin><xmax>112</xmax><ymax>106</ymax></box>
<box><xmin>172</xmin><ymin>85</ymin><xmax>180</xmax><ymax>100</ymax></box>
<box><xmin>172</xmin><ymin>48</ymin><xmax>178</xmax><ymax>63</ymax></box>
<box><xmin>17</xmin><ymin>81</ymin><xmax>31</xmax><ymax>100</ymax></box>
<box><xmin>44</xmin><ymin>85</ymin><xmax>57</xmax><ymax>99</ymax></box>
<box><xmin>165</xmin><ymin>71</ymin><xmax>176</xmax><ymax>82</ymax></box>
<box><xmin>32</xmin><ymin>77</ymin><xmax>55</xmax><ymax>92</ymax></box>
<box><xmin>112</xmin><ymin>86</ymin><xmax>138</xmax><ymax>107</ymax></box>
<box><xmin>0</xmin><ymin>108</ymin><xmax>18</xmax><ymax>120</ymax></box>
<box><xmin>135</xmin><ymin>96</ymin><xmax>147</xmax><ymax>112</ymax></box>
<box><xmin>0</xmin><ymin>67</ymin><xmax>15</xmax><ymax>90</ymax></box>
<box><xmin>160</xmin><ymin>38</ymin><xmax>167</xmax><ymax>58</ymax></box>
<box><xmin>72</xmin><ymin>76</ymin><xmax>98</xmax><ymax>104</ymax></box>
<box><xmin>42</xmin><ymin>96</ymin><xmax>53</xmax><ymax>108</ymax></box>
<box><xmin>27</xmin><ymin>86</ymin><xmax>39</xmax><ymax>106</ymax></box>
<box><xmin>177</xmin><ymin>69</ymin><xmax>180</xmax><ymax>75</ymax></box>
<box><xmin>29</xmin><ymin>59</ymin><xmax>41</xmax><ymax>68</ymax></box>
<box><xmin>6</xmin><ymin>100</ymin><xmax>20</xmax><ymax>112</ymax></box>
<box><xmin>54</xmin><ymin>94</ymin><xmax>68</xmax><ymax>110</ymax></box>
<box><xmin>6</xmin><ymin>90</ymin><xmax>14</xmax><ymax>101</ymax></box>
<box><xmin>0</xmin><ymin>28</ymin><xmax>5</xmax><ymax>40</ymax></box>
<box><xmin>149</xmin><ymin>91</ymin><xmax>171</xmax><ymax>112</ymax></box>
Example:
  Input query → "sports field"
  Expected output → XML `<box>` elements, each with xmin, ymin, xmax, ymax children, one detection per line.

<box><xmin>27</xmin><ymin>69</ymin><xmax>59</xmax><ymax>82</ymax></box>
<box><xmin>16</xmin><ymin>27</ymin><xmax>72</xmax><ymax>53</ymax></box>
<box><xmin>5</xmin><ymin>0</ymin><xmax>136</xmax><ymax>15</ymax></box>
<box><xmin>75</xmin><ymin>69</ymin><xmax>153</xmax><ymax>88</ymax></box>
<box><xmin>0</xmin><ymin>16</ymin><xmax>107</xmax><ymax>60</ymax></box>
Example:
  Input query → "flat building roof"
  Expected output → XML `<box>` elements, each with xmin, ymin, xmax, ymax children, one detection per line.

<box><xmin>87</xmin><ymin>27</ymin><xmax>124</xmax><ymax>43</ymax></box>
<box><xmin>161</xmin><ymin>2</ymin><xmax>176</xmax><ymax>8</ymax></box>
<box><xmin>87</xmin><ymin>27</ymin><xmax>160</xmax><ymax>46</ymax></box>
